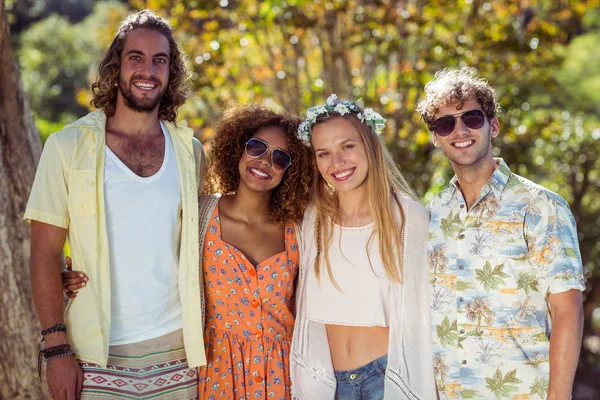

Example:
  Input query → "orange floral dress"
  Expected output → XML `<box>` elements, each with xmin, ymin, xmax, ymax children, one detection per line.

<box><xmin>198</xmin><ymin>206</ymin><xmax>298</xmax><ymax>400</ymax></box>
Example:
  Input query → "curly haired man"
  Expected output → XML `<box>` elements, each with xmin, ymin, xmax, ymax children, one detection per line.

<box><xmin>25</xmin><ymin>10</ymin><xmax>205</xmax><ymax>399</ymax></box>
<box><xmin>418</xmin><ymin>67</ymin><xmax>585</xmax><ymax>400</ymax></box>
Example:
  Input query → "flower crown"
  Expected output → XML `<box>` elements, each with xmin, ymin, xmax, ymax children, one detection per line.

<box><xmin>297</xmin><ymin>94</ymin><xmax>386</xmax><ymax>142</ymax></box>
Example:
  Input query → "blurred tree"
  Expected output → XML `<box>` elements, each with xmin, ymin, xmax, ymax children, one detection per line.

<box><xmin>8</xmin><ymin>0</ymin><xmax>600</xmax><ymax>395</ymax></box>
<box><xmin>16</xmin><ymin>1</ymin><xmax>128</xmax><ymax>141</ymax></box>
<box><xmin>0</xmin><ymin>0</ymin><xmax>45</xmax><ymax>397</ymax></box>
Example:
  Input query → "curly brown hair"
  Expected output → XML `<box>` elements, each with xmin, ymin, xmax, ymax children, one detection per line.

<box><xmin>206</xmin><ymin>105</ymin><xmax>313</xmax><ymax>222</ymax></box>
<box><xmin>416</xmin><ymin>67</ymin><xmax>501</xmax><ymax>127</ymax></box>
<box><xmin>90</xmin><ymin>10</ymin><xmax>190</xmax><ymax>122</ymax></box>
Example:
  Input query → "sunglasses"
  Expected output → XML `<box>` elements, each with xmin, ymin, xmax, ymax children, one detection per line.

<box><xmin>429</xmin><ymin>109</ymin><xmax>486</xmax><ymax>137</ymax></box>
<box><xmin>245</xmin><ymin>137</ymin><xmax>292</xmax><ymax>170</ymax></box>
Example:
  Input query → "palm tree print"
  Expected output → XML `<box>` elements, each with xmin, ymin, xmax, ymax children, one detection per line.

<box><xmin>513</xmin><ymin>296</ymin><xmax>537</xmax><ymax>321</ymax></box>
<box><xmin>470</xmin><ymin>229</ymin><xmax>491</xmax><ymax>256</ymax></box>
<box><xmin>429</xmin><ymin>244</ymin><xmax>449</xmax><ymax>275</ymax></box>
<box><xmin>475</xmin><ymin>262</ymin><xmax>510</xmax><ymax>291</ymax></box>
<box><xmin>465</xmin><ymin>297</ymin><xmax>496</xmax><ymax>335</ymax></box>
<box><xmin>433</xmin><ymin>353</ymin><xmax>449</xmax><ymax>391</ymax></box>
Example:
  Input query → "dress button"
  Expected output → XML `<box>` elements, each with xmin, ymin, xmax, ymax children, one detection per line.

<box><xmin>254</xmin><ymin>331</ymin><xmax>263</xmax><ymax>339</ymax></box>
<box><xmin>248</xmin><ymin>269</ymin><xmax>256</xmax><ymax>276</ymax></box>
<box><xmin>251</xmin><ymin>300</ymin><xmax>259</xmax><ymax>308</ymax></box>
<box><xmin>459</xmin><ymin>234</ymin><xmax>465</xmax><ymax>239</ymax></box>
<box><xmin>254</xmin><ymin>376</ymin><xmax>263</xmax><ymax>383</ymax></box>
<box><xmin>459</xmin><ymin>297</ymin><xmax>464</xmax><ymax>302</ymax></box>
<box><xmin>459</xmin><ymin>265</ymin><xmax>464</xmax><ymax>270</ymax></box>
<box><xmin>462</xmin><ymin>360</ymin><xmax>467</xmax><ymax>365</ymax></box>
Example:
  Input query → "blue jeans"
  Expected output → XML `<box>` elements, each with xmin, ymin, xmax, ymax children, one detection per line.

<box><xmin>334</xmin><ymin>354</ymin><xmax>388</xmax><ymax>400</ymax></box>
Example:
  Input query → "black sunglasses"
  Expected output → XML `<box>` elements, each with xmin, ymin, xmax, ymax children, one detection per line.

<box><xmin>429</xmin><ymin>109</ymin><xmax>486</xmax><ymax>137</ymax></box>
<box><xmin>245</xmin><ymin>137</ymin><xmax>292</xmax><ymax>170</ymax></box>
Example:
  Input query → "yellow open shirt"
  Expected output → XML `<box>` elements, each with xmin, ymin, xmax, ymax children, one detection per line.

<box><xmin>24</xmin><ymin>110</ymin><xmax>207</xmax><ymax>368</ymax></box>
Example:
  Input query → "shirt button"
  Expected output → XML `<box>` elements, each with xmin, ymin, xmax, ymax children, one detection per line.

<box><xmin>459</xmin><ymin>265</ymin><xmax>464</xmax><ymax>270</ymax></box>
<box><xmin>254</xmin><ymin>376</ymin><xmax>262</xmax><ymax>383</ymax></box>
<box><xmin>251</xmin><ymin>300</ymin><xmax>260</xmax><ymax>308</ymax></box>
<box><xmin>462</xmin><ymin>360</ymin><xmax>467</xmax><ymax>365</ymax></box>
<box><xmin>460</xmin><ymin>204</ymin><xmax>465</xmax><ymax>209</ymax></box>
<box><xmin>254</xmin><ymin>331</ymin><xmax>263</xmax><ymax>339</ymax></box>
<box><xmin>459</xmin><ymin>234</ymin><xmax>465</xmax><ymax>239</ymax></box>
<box><xmin>460</xmin><ymin>329</ymin><xmax>465</xmax><ymax>334</ymax></box>
<box><xmin>459</xmin><ymin>297</ymin><xmax>464</xmax><ymax>302</ymax></box>
<box><xmin>248</xmin><ymin>269</ymin><xmax>256</xmax><ymax>276</ymax></box>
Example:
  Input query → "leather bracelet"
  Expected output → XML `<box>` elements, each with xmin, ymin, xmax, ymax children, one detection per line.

<box><xmin>37</xmin><ymin>344</ymin><xmax>74</xmax><ymax>382</ymax></box>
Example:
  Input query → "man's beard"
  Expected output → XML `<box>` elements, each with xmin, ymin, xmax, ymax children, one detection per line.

<box><xmin>118</xmin><ymin>76</ymin><xmax>167</xmax><ymax>113</ymax></box>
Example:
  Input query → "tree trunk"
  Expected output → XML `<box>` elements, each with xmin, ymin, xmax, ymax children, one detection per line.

<box><xmin>0</xmin><ymin>1</ymin><xmax>46</xmax><ymax>398</ymax></box>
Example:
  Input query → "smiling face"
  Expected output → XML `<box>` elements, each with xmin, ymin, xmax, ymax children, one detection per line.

<box><xmin>311</xmin><ymin>117</ymin><xmax>369</xmax><ymax>196</ymax></box>
<box><xmin>238</xmin><ymin>126</ymin><xmax>290</xmax><ymax>193</ymax></box>
<box><xmin>432</xmin><ymin>98</ymin><xmax>500</xmax><ymax>169</ymax></box>
<box><xmin>117</xmin><ymin>28</ymin><xmax>170</xmax><ymax>113</ymax></box>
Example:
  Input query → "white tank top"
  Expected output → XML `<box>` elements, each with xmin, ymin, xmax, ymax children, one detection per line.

<box><xmin>304</xmin><ymin>222</ymin><xmax>391</xmax><ymax>327</ymax></box>
<box><xmin>104</xmin><ymin>122</ymin><xmax>183</xmax><ymax>345</ymax></box>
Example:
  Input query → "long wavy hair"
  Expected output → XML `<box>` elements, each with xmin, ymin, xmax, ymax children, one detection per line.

<box><xmin>206</xmin><ymin>105</ymin><xmax>314</xmax><ymax>222</ymax></box>
<box><xmin>311</xmin><ymin>111</ymin><xmax>416</xmax><ymax>286</ymax></box>
<box><xmin>90</xmin><ymin>10</ymin><xmax>190</xmax><ymax>122</ymax></box>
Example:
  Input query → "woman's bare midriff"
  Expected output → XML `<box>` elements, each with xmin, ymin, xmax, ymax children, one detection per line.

<box><xmin>326</xmin><ymin>324</ymin><xmax>389</xmax><ymax>371</ymax></box>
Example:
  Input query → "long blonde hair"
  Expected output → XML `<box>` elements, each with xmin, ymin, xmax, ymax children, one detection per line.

<box><xmin>311</xmin><ymin>113</ymin><xmax>416</xmax><ymax>286</ymax></box>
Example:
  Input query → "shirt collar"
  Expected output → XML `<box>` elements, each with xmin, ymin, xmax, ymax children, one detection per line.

<box><xmin>449</xmin><ymin>158</ymin><xmax>512</xmax><ymax>200</ymax></box>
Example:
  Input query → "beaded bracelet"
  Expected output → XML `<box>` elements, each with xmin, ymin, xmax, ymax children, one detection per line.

<box><xmin>40</xmin><ymin>323</ymin><xmax>67</xmax><ymax>342</ymax></box>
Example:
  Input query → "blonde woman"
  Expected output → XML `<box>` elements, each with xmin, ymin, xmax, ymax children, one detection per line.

<box><xmin>290</xmin><ymin>95</ymin><xmax>437</xmax><ymax>399</ymax></box>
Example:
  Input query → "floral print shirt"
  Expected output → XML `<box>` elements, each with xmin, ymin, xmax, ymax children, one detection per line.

<box><xmin>428</xmin><ymin>159</ymin><xmax>585</xmax><ymax>400</ymax></box>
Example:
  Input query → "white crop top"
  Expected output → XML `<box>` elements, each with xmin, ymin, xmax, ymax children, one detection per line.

<box><xmin>304</xmin><ymin>222</ymin><xmax>391</xmax><ymax>327</ymax></box>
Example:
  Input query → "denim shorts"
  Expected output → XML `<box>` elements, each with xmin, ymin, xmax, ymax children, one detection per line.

<box><xmin>334</xmin><ymin>354</ymin><xmax>388</xmax><ymax>400</ymax></box>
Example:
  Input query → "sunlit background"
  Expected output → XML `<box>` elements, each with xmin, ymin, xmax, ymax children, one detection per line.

<box><xmin>6</xmin><ymin>0</ymin><xmax>600</xmax><ymax>397</ymax></box>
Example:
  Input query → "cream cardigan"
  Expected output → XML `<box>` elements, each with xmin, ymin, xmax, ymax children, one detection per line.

<box><xmin>290</xmin><ymin>194</ymin><xmax>437</xmax><ymax>399</ymax></box>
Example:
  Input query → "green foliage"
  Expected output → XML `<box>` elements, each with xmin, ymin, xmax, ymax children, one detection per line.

<box><xmin>12</xmin><ymin>0</ymin><xmax>600</xmax><ymax>370</ymax></box>
<box><xmin>475</xmin><ymin>262</ymin><xmax>510</xmax><ymax>291</ymax></box>
<box><xmin>16</xmin><ymin>2</ymin><xmax>128</xmax><ymax>122</ymax></box>
<box><xmin>485</xmin><ymin>368</ymin><xmax>523</xmax><ymax>399</ymax></box>
<box><xmin>436</xmin><ymin>316</ymin><xmax>458</xmax><ymax>348</ymax></box>
<box><xmin>516</xmin><ymin>271</ymin><xmax>539</xmax><ymax>294</ymax></box>
<box><xmin>529</xmin><ymin>377</ymin><xmax>549</xmax><ymax>399</ymax></box>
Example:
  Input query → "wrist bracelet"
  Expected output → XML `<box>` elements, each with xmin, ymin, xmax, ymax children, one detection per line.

<box><xmin>40</xmin><ymin>323</ymin><xmax>67</xmax><ymax>341</ymax></box>
<box><xmin>37</xmin><ymin>343</ymin><xmax>74</xmax><ymax>382</ymax></box>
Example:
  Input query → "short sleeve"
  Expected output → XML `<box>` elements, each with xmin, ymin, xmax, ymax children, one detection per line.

<box><xmin>525</xmin><ymin>196</ymin><xmax>585</xmax><ymax>295</ymax></box>
<box><xmin>24</xmin><ymin>134</ymin><xmax>70</xmax><ymax>229</ymax></box>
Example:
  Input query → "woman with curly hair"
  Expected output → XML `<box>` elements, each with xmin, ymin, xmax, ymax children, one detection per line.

<box><xmin>197</xmin><ymin>104</ymin><xmax>313</xmax><ymax>399</ymax></box>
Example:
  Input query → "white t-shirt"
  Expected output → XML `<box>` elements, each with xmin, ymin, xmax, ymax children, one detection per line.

<box><xmin>104</xmin><ymin>123</ymin><xmax>183</xmax><ymax>345</ymax></box>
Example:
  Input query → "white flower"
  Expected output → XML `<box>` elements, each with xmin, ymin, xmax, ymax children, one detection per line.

<box><xmin>334</xmin><ymin>103</ymin><xmax>350</xmax><ymax>115</ymax></box>
<box><xmin>325</xmin><ymin>94</ymin><xmax>338</xmax><ymax>106</ymax></box>
<box><xmin>357</xmin><ymin>113</ymin><xmax>363</xmax><ymax>120</ymax></box>
<box><xmin>315</xmin><ymin>105</ymin><xmax>327</xmax><ymax>115</ymax></box>
<box><xmin>306</xmin><ymin>109</ymin><xmax>318</xmax><ymax>121</ymax></box>
<box><xmin>363</xmin><ymin>108</ymin><xmax>376</xmax><ymax>119</ymax></box>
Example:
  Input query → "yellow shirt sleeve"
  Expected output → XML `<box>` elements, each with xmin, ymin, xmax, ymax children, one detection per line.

<box><xmin>24</xmin><ymin>134</ymin><xmax>70</xmax><ymax>229</ymax></box>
